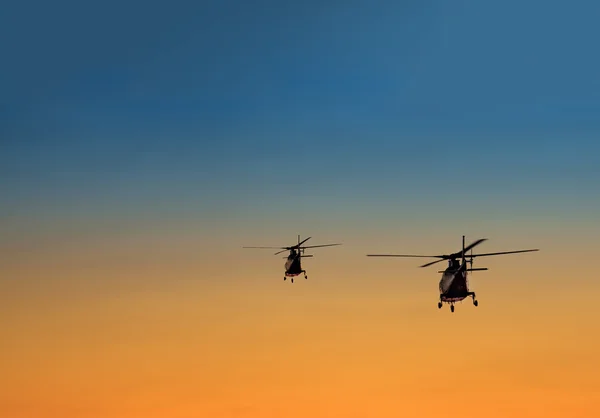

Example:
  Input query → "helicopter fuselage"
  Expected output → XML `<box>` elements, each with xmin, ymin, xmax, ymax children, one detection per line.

<box><xmin>439</xmin><ymin>261</ymin><xmax>473</xmax><ymax>303</ymax></box>
<box><xmin>285</xmin><ymin>252</ymin><xmax>303</xmax><ymax>276</ymax></box>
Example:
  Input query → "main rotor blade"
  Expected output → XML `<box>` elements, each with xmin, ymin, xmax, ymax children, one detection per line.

<box><xmin>274</xmin><ymin>249</ymin><xmax>289</xmax><ymax>255</ymax></box>
<box><xmin>420</xmin><ymin>259</ymin><xmax>445</xmax><ymax>268</ymax></box>
<box><xmin>469</xmin><ymin>249</ymin><xmax>539</xmax><ymax>258</ymax></box>
<box><xmin>243</xmin><ymin>246</ymin><xmax>287</xmax><ymax>249</ymax></box>
<box><xmin>301</xmin><ymin>243</ymin><xmax>342</xmax><ymax>249</ymax></box>
<box><xmin>461</xmin><ymin>238</ymin><xmax>488</xmax><ymax>255</ymax></box>
<box><xmin>445</xmin><ymin>238</ymin><xmax>487</xmax><ymax>259</ymax></box>
<box><xmin>365</xmin><ymin>253</ymin><xmax>446</xmax><ymax>268</ymax></box>
<box><xmin>293</xmin><ymin>237</ymin><xmax>312</xmax><ymax>248</ymax></box>
<box><xmin>366</xmin><ymin>254</ymin><xmax>445</xmax><ymax>258</ymax></box>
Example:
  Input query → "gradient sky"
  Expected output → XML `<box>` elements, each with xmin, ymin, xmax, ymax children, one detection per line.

<box><xmin>2</xmin><ymin>1</ymin><xmax>600</xmax><ymax>417</ymax></box>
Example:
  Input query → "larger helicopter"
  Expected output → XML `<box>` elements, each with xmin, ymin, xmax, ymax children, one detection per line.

<box><xmin>367</xmin><ymin>236</ymin><xmax>539</xmax><ymax>312</ymax></box>
<box><xmin>243</xmin><ymin>235</ymin><xmax>342</xmax><ymax>283</ymax></box>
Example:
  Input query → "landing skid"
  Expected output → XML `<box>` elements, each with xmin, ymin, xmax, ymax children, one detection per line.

<box><xmin>438</xmin><ymin>292</ymin><xmax>478</xmax><ymax>312</ymax></box>
<box><xmin>284</xmin><ymin>270</ymin><xmax>308</xmax><ymax>284</ymax></box>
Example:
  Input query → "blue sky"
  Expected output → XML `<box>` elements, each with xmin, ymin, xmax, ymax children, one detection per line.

<box><xmin>2</xmin><ymin>0</ymin><xmax>600</xmax><ymax>230</ymax></box>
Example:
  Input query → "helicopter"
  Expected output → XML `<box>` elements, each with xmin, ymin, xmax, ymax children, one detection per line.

<box><xmin>243</xmin><ymin>235</ymin><xmax>342</xmax><ymax>283</ymax></box>
<box><xmin>367</xmin><ymin>236</ymin><xmax>539</xmax><ymax>312</ymax></box>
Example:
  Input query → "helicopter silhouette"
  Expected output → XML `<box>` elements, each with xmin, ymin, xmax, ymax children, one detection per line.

<box><xmin>243</xmin><ymin>235</ymin><xmax>342</xmax><ymax>283</ymax></box>
<box><xmin>367</xmin><ymin>235</ymin><xmax>539</xmax><ymax>312</ymax></box>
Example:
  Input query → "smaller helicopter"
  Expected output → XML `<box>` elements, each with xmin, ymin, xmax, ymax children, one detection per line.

<box><xmin>367</xmin><ymin>236</ymin><xmax>539</xmax><ymax>312</ymax></box>
<box><xmin>243</xmin><ymin>235</ymin><xmax>342</xmax><ymax>283</ymax></box>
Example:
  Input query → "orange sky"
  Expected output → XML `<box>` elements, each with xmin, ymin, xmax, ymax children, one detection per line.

<box><xmin>1</xmin><ymin>223</ymin><xmax>599</xmax><ymax>418</ymax></box>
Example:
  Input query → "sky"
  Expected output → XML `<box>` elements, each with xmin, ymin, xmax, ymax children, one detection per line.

<box><xmin>1</xmin><ymin>1</ymin><xmax>600</xmax><ymax>417</ymax></box>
